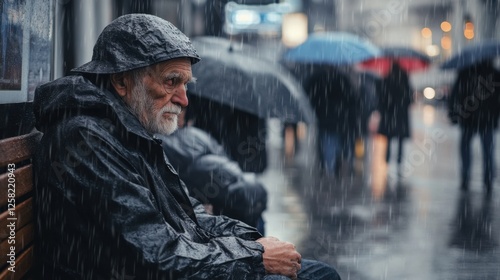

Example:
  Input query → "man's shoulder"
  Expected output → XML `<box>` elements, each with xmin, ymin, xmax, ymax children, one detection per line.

<box><xmin>65</xmin><ymin>114</ymin><xmax>116</xmax><ymax>133</ymax></box>
<box><xmin>44</xmin><ymin>114</ymin><xmax>120</xmax><ymax>149</ymax></box>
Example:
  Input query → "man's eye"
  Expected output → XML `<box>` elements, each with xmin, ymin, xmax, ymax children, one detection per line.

<box><xmin>165</xmin><ymin>78</ymin><xmax>176</xmax><ymax>86</ymax></box>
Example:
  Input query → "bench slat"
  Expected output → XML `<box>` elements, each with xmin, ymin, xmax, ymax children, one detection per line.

<box><xmin>0</xmin><ymin>132</ymin><xmax>41</xmax><ymax>168</ymax></box>
<box><xmin>0</xmin><ymin>165</ymin><xmax>33</xmax><ymax>209</ymax></box>
<box><xmin>0</xmin><ymin>199</ymin><xmax>33</xmax><ymax>242</ymax></box>
<box><xmin>0</xmin><ymin>132</ymin><xmax>39</xmax><ymax>278</ymax></box>
<box><xmin>0</xmin><ymin>246</ymin><xmax>33</xmax><ymax>280</ymax></box>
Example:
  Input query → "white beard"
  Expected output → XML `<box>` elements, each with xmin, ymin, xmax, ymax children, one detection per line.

<box><xmin>128</xmin><ymin>81</ymin><xmax>182</xmax><ymax>135</ymax></box>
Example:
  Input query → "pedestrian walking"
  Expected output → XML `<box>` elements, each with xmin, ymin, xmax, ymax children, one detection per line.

<box><xmin>448</xmin><ymin>59</ymin><xmax>500</xmax><ymax>192</ymax></box>
<box><xmin>305</xmin><ymin>66</ymin><xmax>358</xmax><ymax>176</ymax></box>
<box><xmin>377</xmin><ymin>62</ymin><xmax>413</xmax><ymax>167</ymax></box>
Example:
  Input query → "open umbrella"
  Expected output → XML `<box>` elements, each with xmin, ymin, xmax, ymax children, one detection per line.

<box><xmin>188</xmin><ymin>36</ymin><xmax>315</xmax><ymax>124</ymax></box>
<box><xmin>440</xmin><ymin>40</ymin><xmax>500</xmax><ymax>70</ymax></box>
<box><xmin>281</xmin><ymin>32</ymin><xmax>381</xmax><ymax>65</ymax></box>
<box><xmin>358</xmin><ymin>46</ymin><xmax>431</xmax><ymax>76</ymax></box>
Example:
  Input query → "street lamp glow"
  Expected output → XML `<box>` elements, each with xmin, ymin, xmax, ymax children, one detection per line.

<box><xmin>464</xmin><ymin>29</ymin><xmax>474</xmax><ymax>39</ymax></box>
<box><xmin>421</xmin><ymin>27</ymin><xmax>432</xmax><ymax>38</ymax></box>
<box><xmin>423</xmin><ymin>87</ymin><xmax>436</xmax><ymax>100</ymax></box>
<box><xmin>441</xmin><ymin>35</ymin><xmax>452</xmax><ymax>50</ymax></box>
<box><xmin>464</xmin><ymin>22</ymin><xmax>475</xmax><ymax>39</ymax></box>
<box><xmin>282</xmin><ymin>13</ymin><xmax>308</xmax><ymax>47</ymax></box>
<box><xmin>425</xmin><ymin>45</ymin><xmax>440</xmax><ymax>57</ymax></box>
<box><xmin>440</xmin><ymin>21</ymin><xmax>452</xmax><ymax>32</ymax></box>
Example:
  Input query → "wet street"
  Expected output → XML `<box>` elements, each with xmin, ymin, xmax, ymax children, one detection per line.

<box><xmin>260</xmin><ymin>102</ymin><xmax>500</xmax><ymax>280</ymax></box>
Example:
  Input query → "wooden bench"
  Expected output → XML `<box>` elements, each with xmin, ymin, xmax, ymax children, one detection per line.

<box><xmin>0</xmin><ymin>131</ymin><xmax>42</xmax><ymax>280</ymax></box>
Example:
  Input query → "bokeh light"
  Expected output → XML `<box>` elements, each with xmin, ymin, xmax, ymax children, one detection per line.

<box><xmin>421</xmin><ymin>27</ymin><xmax>432</xmax><ymax>38</ymax></box>
<box><xmin>441</xmin><ymin>35</ymin><xmax>452</xmax><ymax>50</ymax></box>
<box><xmin>423</xmin><ymin>87</ymin><xmax>436</xmax><ymax>99</ymax></box>
<box><xmin>440</xmin><ymin>21</ymin><xmax>452</xmax><ymax>32</ymax></box>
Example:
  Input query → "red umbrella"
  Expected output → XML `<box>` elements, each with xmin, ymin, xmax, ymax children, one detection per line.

<box><xmin>358</xmin><ymin>46</ymin><xmax>431</xmax><ymax>76</ymax></box>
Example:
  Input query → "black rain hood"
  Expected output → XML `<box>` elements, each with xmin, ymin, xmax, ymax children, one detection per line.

<box><xmin>32</xmin><ymin>74</ymin><xmax>266</xmax><ymax>279</ymax></box>
<box><xmin>71</xmin><ymin>13</ymin><xmax>200</xmax><ymax>74</ymax></box>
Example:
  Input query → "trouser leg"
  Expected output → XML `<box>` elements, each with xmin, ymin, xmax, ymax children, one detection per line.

<box><xmin>263</xmin><ymin>259</ymin><xmax>341</xmax><ymax>280</ymax></box>
<box><xmin>386</xmin><ymin>137</ymin><xmax>392</xmax><ymax>163</ymax></box>
<box><xmin>297</xmin><ymin>259</ymin><xmax>341</xmax><ymax>280</ymax></box>
<box><xmin>342</xmin><ymin>135</ymin><xmax>355</xmax><ymax>172</ymax></box>
<box><xmin>320</xmin><ymin>131</ymin><xmax>340</xmax><ymax>174</ymax></box>
<box><xmin>480</xmin><ymin>128</ymin><xmax>494</xmax><ymax>186</ymax></box>
<box><xmin>256</xmin><ymin>217</ymin><xmax>266</xmax><ymax>236</ymax></box>
<box><xmin>460</xmin><ymin>129</ymin><xmax>473</xmax><ymax>187</ymax></box>
<box><xmin>397</xmin><ymin>137</ymin><xmax>404</xmax><ymax>164</ymax></box>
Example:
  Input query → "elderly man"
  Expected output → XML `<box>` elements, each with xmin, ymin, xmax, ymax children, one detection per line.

<box><xmin>33</xmin><ymin>14</ymin><xmax>340</xmax><ymax>279</ymax></box>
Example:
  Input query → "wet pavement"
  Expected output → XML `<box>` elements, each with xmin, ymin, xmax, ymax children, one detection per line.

<box><xmin>259</xmin><ymin>102</ymin><xmax>500</xmax><ymax>280</ymax></box>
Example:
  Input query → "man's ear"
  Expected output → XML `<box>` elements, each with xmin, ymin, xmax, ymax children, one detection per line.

<box><xmin>110</xmin><ymin>72</ymin><xmax>131</xmax><ymax>97</ymax></box>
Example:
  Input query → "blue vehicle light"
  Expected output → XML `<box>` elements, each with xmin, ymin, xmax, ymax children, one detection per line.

<box><xmin>232</xmin><ymin>10</ymin><xmax>261</xmax><ymax>25</ymax></box>
<box><xmin>263</xmin><ymin>12</ymin><xmax>282</xmax><ymax>23</ymax></box>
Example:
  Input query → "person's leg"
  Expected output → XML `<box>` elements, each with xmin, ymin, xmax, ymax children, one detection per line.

<box><xmin>342</xmin><ymin>135</ymin><xmax>355</xmax><ymax>173</ymax></box>
<box><xmin>397</xmin><ymin>137</ymin><xmax>404</xmax><ymax>164</ymax></box>
<box><xmin>480</xmin><ymin>127</ymin><xmax>495</xmax><ymax>191</ymax></box>
<box><xmin>320</xmin><ymin>131</ymin><xmax>340</xmax><ymax>175</ymax></box>
<box><xmin>317</xmin><ymin>131</ymin><xmax>325</xmax><ymax>172</ymax></box>
<box><xmin>386</xmin><ymin>136</ymin><xmax>392</xmax><ymax>163</ymax></box>
<box><xmin>256</xmin><ymin>216</ymin><xmax>266</xmax><ymax>236</ymax></box>
<box><xmin>332</xmin><ymin>133</ymin><xmax>342</xmax><ymax>176</ymax></box>
<box><xmin>460</xmin><ymin>129</ymin><xmax>473</xmax><ymax>190</ymax></box>
<box><xmin>297</xmin><ymin>259</ymin><xmax>341</xmax><ymax>280</ymax></box>
<box><xmin>263</xmin><ymin>259</ymin><xmax>341</xmax><ymax>280</ymax></box>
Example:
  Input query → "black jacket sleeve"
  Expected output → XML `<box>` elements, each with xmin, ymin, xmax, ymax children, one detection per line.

<box><xmin>189</xmin><ymin>196</ymin><xmax>263</xmax><ymax>241</ymax></box>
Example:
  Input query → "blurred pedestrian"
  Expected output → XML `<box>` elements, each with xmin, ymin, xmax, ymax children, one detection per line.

<box><xmin>305</xmin><ymin>65</ymin><xmax>358</xmax><ymax>176</ymax></box>
<box><xmin>448</xmin><ymin>59</ymin><xmax>500</xmax><ymax>192</ymax></box>
<box><xmin>377</xmin><ymin>62</ymin><xmax>413</xmax><ymax>167</ymax></box>
<box><xmin>358</xmin><ymin>71</ymin><xmax>380</xmax><ymax>136</ymax></box>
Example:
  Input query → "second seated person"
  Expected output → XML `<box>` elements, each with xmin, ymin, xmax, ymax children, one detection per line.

<box><xmin>156</xmin><ymin>111</ymin><xmax>268</xmax><ymax>234</ymax></box>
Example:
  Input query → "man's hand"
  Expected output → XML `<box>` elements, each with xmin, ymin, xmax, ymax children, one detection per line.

<box><xmin>256</xmin><ymin>237</ymin><xmax>302</xmax><ymax>279</ymax></box>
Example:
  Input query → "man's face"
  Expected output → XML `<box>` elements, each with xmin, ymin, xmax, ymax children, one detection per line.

<box><xmin>126</xmin><ymin>58</ymin><xmax>193</xmax><ymax>135</ymax></box>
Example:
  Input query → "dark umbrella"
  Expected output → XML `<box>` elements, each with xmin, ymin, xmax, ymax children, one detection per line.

<box><xmin>440</xmin><ymin>40</ymin><xmax>500</xmax><ymax>70</ymax></box>
<box><xmin>281</xmin><ymin>32</ymin><xmax>381</xmax><ymax>65</ymax></box>
<box><xmin>188</xmin><ymin>36</ymin><xmax>315</xmax><ymax>124</ymax></box>
<box><xmin>358</xmin><ymin>46</ymin><xmax>431</xmax><ymax>76</ymax></box>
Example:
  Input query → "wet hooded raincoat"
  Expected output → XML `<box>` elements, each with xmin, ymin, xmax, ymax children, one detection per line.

<box><xmin>32</xmin><ymin>74</ymin><xmax>266</xmax><ymax>279</ymax></box>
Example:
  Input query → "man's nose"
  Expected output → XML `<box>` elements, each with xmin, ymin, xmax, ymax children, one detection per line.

<box><xmin>171</xmin><ymin>86</ymin><xmax>189</xmax><ymax>108</ymax></box>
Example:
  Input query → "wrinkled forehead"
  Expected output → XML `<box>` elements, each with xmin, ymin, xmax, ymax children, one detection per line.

<box><xmin>147</xmin><ymin>58</ymin><xmax>193</xmax><ymax>79</ymax></box>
